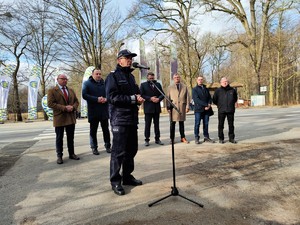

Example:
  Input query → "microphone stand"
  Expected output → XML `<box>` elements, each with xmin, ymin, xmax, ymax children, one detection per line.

<box><xmin>147</xmin><ymin>80</ymin><xmax>203</xmax><ymax>208</ymax></box>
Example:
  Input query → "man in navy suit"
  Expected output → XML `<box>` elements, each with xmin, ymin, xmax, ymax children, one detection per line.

<box><xmin>140</xmin><ymin>72</ymin><xmax>165</xmax><ymax>146</ymax></box>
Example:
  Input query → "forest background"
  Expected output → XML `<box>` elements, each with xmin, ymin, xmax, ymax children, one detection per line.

<box><xmin>0</xmin><ymin>0</ymin><xmax>299</xmax><ymax>121</ymax></box>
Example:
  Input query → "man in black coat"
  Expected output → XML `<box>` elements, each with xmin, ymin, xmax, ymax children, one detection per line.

<box><xmin>105</xmin><ymin>49</ymin><xmax>145</xmax><ymax>196</ymax></box>
<box><xmin>82</xmin><ymin>68</ymin><xmax>111</xmax><ymax>155</ymax></box>
<box><xmin>192</xmin><ymin>76</ymin><xmax>215</xmax><ymax>144</ymax></box>
<box><xmin>140</xmin><ymin>72</ymin><xmax>165</xmax><ymax>146</ymax></box>
<box><xmin>213</xmin><ymin>77</ymin><xmax>238</xmax><ymax>144</ymax></box>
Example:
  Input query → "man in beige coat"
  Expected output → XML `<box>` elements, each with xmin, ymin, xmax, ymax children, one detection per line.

<box><xmin>167</xmin><ymin>73</ymin><xmax>191</xmax><ymax>144</ymax></box>
<box><xmin>47</xmin><ymin>74</ymin><xmax>80</xmax><ymax>164</ymax></box>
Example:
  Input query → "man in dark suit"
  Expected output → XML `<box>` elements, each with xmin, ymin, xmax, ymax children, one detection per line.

<box><xmin>47</xmin><ymin>74</ymin><xmax>80</xmax><ymax>164</ymax></box>
<box><xmin>140</xmin><ymin>72</ymin><xmax>165</xmax><ymax>146</ymax></box>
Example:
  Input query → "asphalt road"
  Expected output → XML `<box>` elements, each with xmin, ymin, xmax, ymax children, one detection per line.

<box><xmin>1</xmin><ymin>105</ymin><xmax>299</xmax><ymax>145</ymax></box>
<box><xmin>1</xmin><ymin>105</ymin><xmax>300</xmax><ymax>176</ymax></box>
<box><xmin>0</xmin><ymin>105</ymin><xmax>299</xmax><ymax>225</ymax></box>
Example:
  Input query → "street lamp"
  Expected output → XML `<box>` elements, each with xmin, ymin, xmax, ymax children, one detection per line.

<box><xmin>0</xmin><ymin>12</ymin><xmax>12</xmax><ymax>18</ymax></box>
<box><xmin>119</xmin><ymin>42</ymin><xmax>125</xmax><ymax>51</ymax></box>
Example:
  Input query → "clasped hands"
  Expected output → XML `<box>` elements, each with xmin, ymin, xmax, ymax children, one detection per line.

<box><xmin>150</xmin><ymin>96</ymin><xmax>160</xmax><ymax>103</ymax></box>
<box><xmin>136</xmin><ymin>94</ymin><xmax>145</xmax><ymax>104</ymax></box>
<box><xmin>65</xmin><ymin>105</ymin><xmax>74</xmax><ymax>112</ymax></box>
<box><xmin>98</xmin><ymin>96</ymin><xmax>107</xmax><ymax>103</ymax></box>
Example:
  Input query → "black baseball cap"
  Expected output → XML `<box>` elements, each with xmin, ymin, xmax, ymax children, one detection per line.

<box><xmin>117</xmin><ymin>49</ymin><xmax>137</xmax><ymax>59</ymax></box>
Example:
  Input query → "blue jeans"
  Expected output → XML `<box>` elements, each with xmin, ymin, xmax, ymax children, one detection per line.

<box><xmin>194</xmin><ymin>112</ymin><xmax>209</xmax><ymax>138</ymax></box>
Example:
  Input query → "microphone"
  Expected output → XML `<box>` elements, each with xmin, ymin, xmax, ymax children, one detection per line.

<box><xmin>132</xmin><ymin>62</ymin><xmax>150</xmax><ymax>70</ymax></box>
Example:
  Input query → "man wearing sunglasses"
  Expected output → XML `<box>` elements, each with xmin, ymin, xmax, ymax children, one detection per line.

<box><xmin>105</xmin><ymin>49</ymin><xmax>145</xmax><ymax>196</ymax></box>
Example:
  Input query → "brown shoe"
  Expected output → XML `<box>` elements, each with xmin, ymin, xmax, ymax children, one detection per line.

<box><xmin>69</xmin><ymin>154</ymin><xmax>80</xmax><ymax>160</ymax></box>
<box><xmin>57</xmin><ymin>157</ymin><xmax>63</xmax><ymax>164</ymax></box>
<box><xmin>181</xmin><ymin>138</ymin><xmax>189</xmax><ymax>144</ymax></box>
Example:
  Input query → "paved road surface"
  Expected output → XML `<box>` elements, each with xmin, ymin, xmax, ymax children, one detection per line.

<box><xmin>0</xmin><ymin>105</ymin><xmax>299</xmax><ymax>225</ymax></box>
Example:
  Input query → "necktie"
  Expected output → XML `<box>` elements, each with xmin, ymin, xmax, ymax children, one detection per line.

<box><xmin>151</xmin><ymin>83</ymin><xmax>155</xmax><ymax>90</ymax></box>
<box><xmin>62</xmin><ymin>87</ymin><xmax>68</xmax><ymax>102</ymax></box>
<box><xmin>176</xmin><ymin>84</ymin><xmax>180</xmax><ymax>91</ymax></box>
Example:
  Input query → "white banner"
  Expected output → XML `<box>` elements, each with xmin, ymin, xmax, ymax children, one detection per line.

<box><xmin>80</xmin><ymin>66</ymin><xmax>94</xmax><ymax>118</ymax></box>
<box><xmin>0</xmin><ymin>64</ymin><xmax>16</xmax><ymax>122</ymax></box>
<box><xmin>0</xmin><ymin>75</ymin><xmax>12</xmax><ymax>122</ymax></box>
<box><xmin>28</xmin><ymin>66</ymin><xmax>41</xmax><ymax>120</ymax></box>
<box><xmin>41</xmin><ymin>94</ymin><xmax>53</xmax><ymax>121</ymax></box>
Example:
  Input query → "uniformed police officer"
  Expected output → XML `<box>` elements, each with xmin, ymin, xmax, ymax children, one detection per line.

<box><xmin>105</xmin><ymin>49</ymin><xmax>145</xmax><ymax>196</ymax></box>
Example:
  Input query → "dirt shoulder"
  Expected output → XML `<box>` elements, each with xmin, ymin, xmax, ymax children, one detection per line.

<box><xmin>1</xmin><ymin>138</ymin><xmax>299</xmax><ymax>225</ymax></box>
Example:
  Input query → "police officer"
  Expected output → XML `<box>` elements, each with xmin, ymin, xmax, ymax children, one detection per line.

<box><xmin>105</xmin><ymin>49</ymin><xmax>145</xmax><ymax>196</ymax></box>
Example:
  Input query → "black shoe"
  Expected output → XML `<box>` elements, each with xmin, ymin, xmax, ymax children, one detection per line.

<box><xmin>219</xmin><ymin>140</ymin><xmax>225</xmax><ymax>144</ymax></box>
<box><xmin>195</xmin><ymin>137</ymin><xmax>200</xmax><ymax>144</ymax></box>
<box><xmin>155</xmin><ymin>140</ymin><xmax>164</xmax><ymax>145</ymax></box>
<box><xmin>123</xmin><ymin>178</ymin><xmax>143</xmax><ymax>186</ymax></box>
<box><xmin>144</xmin><ymin>141</ymin><xmax>150</xmax><ymax>146</ymax></box>
<box><xmin>69</xmin><ymin>154</ymin><xmax>80</xmax><ymax>160</ymax></box>
<box><xmin>92</xmin><ymin>148</ymin><xmax>99</xmax><ymax>155</ymax></box>
<box><xmin>57</xmin><ymin>157</ymin><xmax>63</xmax><ymax>164</ymax></box>
<box><xmin>106</xmin><ymin>148</ymin><xmax>111</xmax><ymax>153</ymax></box>
<box><xmin>229</xmin><ymin>139</ymin><xmax>237</xmax><ymax>144</ymax></box>
<box><xmin>204</xmin><ymin>137</ymin><xmax>215</xmax><ymax>143</ymax></box>
<box><xmin>112</xmin><ymin>184</ymin><xmax>125</xmax><ymax>195</ymax></box>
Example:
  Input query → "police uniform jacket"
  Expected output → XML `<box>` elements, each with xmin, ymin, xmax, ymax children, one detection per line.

<box><xmin>105</xmin><ymin>65</ymin><xmax>140</xmax><ymax>126</ymax></box>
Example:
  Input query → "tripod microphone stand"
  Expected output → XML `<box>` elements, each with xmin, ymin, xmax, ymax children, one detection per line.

<box><xmin>147</xmin><ymin>80</ymin><xmax>203</xmax><ymax>208</ymax></box>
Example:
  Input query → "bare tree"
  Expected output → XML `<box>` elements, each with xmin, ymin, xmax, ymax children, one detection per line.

<box><xmin>132</xmin><ymin>0</ymin><xmax>204</xmax><ymax>89</ymax></box>
<box><xmin>45</xmin><ymin>0</ymin><xmax>133</xmax><ymax>72</ymax></box>
<box><xmin>0</xmin><ymin>5</ymin><xmax>33</xmax><ymax>121</ymax></box>
<box><xmin>205</xmin><ymin>34</ymin><xmax>229</xmax><ymax>83</ymax></box>
<box><xmin>266</xmin><ymin>10</ymin><xmax>300</xmax><ymax>105</ymax></box>
<box><xmin>200</xmin><ymin>0</ymin><xmax>296</xmax><ymax>94</ymax></box>
<box><xmin>24</xmin><ymin>0</ymin><xmax>64</xmax><ymax>120</ymax></box>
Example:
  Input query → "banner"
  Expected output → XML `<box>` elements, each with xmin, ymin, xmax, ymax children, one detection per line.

<box><xmin>155</xmin><ymin>41</ymin><xmax>161</xmax><ymax>81</ymax></box>
<box><xmin>80</xmin><ymin>66</ymin><xmax>95</xmax><ymax>118</ymax></box>
<box><xmin>0</xmin><ymin>64</ymin><xmax>16</xmax><ymax>123</ymax></box>
<box><xmin>41</xmin><ymin>94</ymin><xmax>53</xmax><ymax>121</ymax></box>
<box><xmin>28</xmin><ymin>66</ymin><xmax>41</xmax><ymax>120</ymax></box>
<box><xmin>139</xmin><ymin>38</ymin><xmax>148</xmax><ymax>83</ymax></box>
<box><xmin>170</xmin><ymin>43</ymin><xmax>178</xmax><ymax>82</ymax></box>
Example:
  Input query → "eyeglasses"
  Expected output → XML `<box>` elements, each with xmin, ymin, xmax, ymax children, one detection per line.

<box><xmin>58</xmin><ymin>78</ymin><xmax>68</xmax><ymax>80</ymax></box>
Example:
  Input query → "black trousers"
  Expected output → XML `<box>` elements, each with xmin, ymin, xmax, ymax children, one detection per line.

<box><xmin>110</xmin><ymin>125</ymin><xmax>138</xmax><ymax>185</ymax></box>
<box><xmin>55</xmin><ymin>124</ymin><xmax>75</xmax><ymax>157</ymax></box>
<box><xmin>89</xmin><ymin>119</ymin><xmax>111</xmax><ymax>149</ymax></box>
<box><xmin>170</xmin><ymin>121</ymin><xmax>185</xmax><ymax>139</ymax></box>
<box><xmin>218</xmin><ymin>112</ymin><xmax>235</xmax><ymax>141</ymax></box>
<box><xmin>144</xmin><ymin>113</ymin><xmax>160</xmax><ymax>142</ymax></box>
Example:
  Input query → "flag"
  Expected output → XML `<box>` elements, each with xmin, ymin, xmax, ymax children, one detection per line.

<box><xmin>0</xmin><ymin>64</ymin><xmax>15</xmax><ymax>122</ymax></box>
<box><xmin>41</xmin><ymin>94</ymin><xmax>53</xmax><ymax>121</ymax></box>
<box><xmin>170</xmin><ymin>43</ymin><xmax>178</xmax><ymax>82</ymax></box>
<box><xmin>155</xmin><ymin>41</ymin><xmax>161</xmax><ymax>81</ymax></box>
<box><xmin>139</xmin><ymin>38</ymin><xmax>148</xmax><ymax>83</ymax></box>
<box><xmin>28</xmin><ymin>66</ymin><xmax>41</xmax><ymax>120</ymax></box>
<box><xmin>80</xmin><ymin>66</ymin><xmax>95</xmax><ymax>117</ymax></box>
